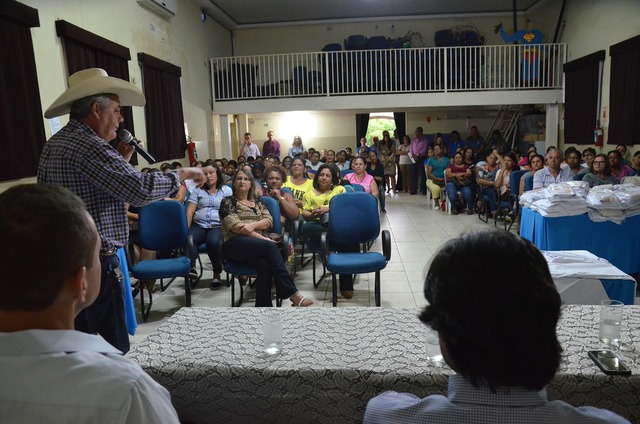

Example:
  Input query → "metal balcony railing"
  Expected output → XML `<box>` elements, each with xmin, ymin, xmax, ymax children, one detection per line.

<box><xmin>211</xmin><ymin>43</ymin><xmax>566</xmax><ymax>101</ymax></box>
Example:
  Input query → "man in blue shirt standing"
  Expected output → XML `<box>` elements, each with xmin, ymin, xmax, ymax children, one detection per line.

<box><xmin>365</xmin><ymin>229</ymin><xmax>629</xmax><ymax>424</ymax></box>
<box><xmin>464</xmin><ymin>125</ymin><xmax>486</xmax><ymax>161</ymax></box>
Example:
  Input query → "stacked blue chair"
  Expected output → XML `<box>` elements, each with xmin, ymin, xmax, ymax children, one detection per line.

<box><xmin>128</xmin><ymin>200</ymin><xmax>196</xmax><ymax>322</ymax></box>
<box><xmin>321</xmin><ymin>43</ymin><xmax>343</xmax><ymax>94</ymax></box>
<box><xmin>344</xmin><ymin>35</ymin><xmax>368</xmax><ymax>93</ymax></box>
<box><xmin>320</xmin><ymin>192</ymin><xmax>391</xmax><ymax>306</ymax></box>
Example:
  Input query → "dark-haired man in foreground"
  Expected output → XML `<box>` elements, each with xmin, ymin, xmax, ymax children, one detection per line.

<box><xmin>0</xmin><ymin>184</ymin><xmax>179</xmax><ymax>423</ymax></box>
<box><xmin>365</xmin><ymin>228</ymin><xmax>628</xmax><ymax>423</ymax></box>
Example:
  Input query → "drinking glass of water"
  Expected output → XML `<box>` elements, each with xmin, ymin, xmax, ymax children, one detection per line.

<box><xmin>263</xmin><ymin>311</ymin><xmax>283</xmax><ymax>356</ymax></box>
<box><xmin>599</xmin><ymin>299</ymin><xmax>623</xmax><ymax>348</ymax></box>
<box><xmin>425</xmin><ymin>329</ymin><xmax>444</xmax><ymax>366</ymax></box>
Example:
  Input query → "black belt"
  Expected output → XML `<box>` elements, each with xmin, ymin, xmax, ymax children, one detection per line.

<box><xmin>100</xmin><ymin>247</ymin><xmax>118</xmax><ymax>256</ymax></box>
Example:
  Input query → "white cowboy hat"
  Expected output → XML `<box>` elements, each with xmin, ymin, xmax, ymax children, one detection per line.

<box><xmin>44</xmin><ymin>68</ymin><xmax>145</xmax><ymax>118</ymax></box>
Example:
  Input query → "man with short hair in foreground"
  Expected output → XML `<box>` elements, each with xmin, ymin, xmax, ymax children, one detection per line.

<box><xmin>0</xmin><ymin>184</ymin><xmax>179</xmax><ymax>423</ymax></box>
<box><xmin>365</xmin><ymin>228</ymin><xmax>629</xmax><ymax>423</ymax></box>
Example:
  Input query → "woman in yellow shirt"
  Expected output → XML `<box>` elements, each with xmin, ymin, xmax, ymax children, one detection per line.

<box><xmin>282</xmin><ymin>157</ymin><xmax>314</xmax><ymax>212</ymax></box>
<box><xmin>301</xmin><ymin>164</ymin><xmax>358</xmax><ymax>300</ymax></box>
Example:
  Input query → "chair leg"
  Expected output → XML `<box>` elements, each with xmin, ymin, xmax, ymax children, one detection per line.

<box><xmin>140</xmin><ymin>283</ymin><xmax>153</xmax><ymax>322</ymax></box>
<box><xmin>185</xmin><ymin>276</ymin><xmax>192</xmax><ymax>307</ymax></box>
<box><xmin>231</xmin><ymin>275</ymin><xmax>244</xmax><ymax>307</ymax></box>
<box><xmin>375</xmin><ymin>271</ymin><xmax>381</xmax><ymax>307</ymax></box>
<box><xmin>332</xmin><ymin>273</ymin><xmax>338</xmax><ymax>307</ymax></box>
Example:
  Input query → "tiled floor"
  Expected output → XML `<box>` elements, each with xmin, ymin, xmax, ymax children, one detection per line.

<box><xmin>129</xmin><ymin>191</ymin><xmax>638</xmax><ymax>346</ymax></box>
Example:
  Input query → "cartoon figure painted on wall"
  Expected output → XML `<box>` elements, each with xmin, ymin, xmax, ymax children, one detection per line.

<box><xmin>494</xmin><ymin>23</ymin><xmax>544</xmax><ymax>86</ymax></box>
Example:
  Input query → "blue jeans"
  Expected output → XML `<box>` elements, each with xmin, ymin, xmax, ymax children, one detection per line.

<box><xmin>445</xmin><ymin>182</ymin><xmax>474</xmax><ymax>210</ymax></box>
<box><xmin>189</xmin><ymin>224</ymin><xmax>222</xmax><ymax>274</ymax></box>
<box><xmin>482</xmin><ymin>187</ymin><xmax>497</xmax><ymax>213</ymax></box>
<box><xmin>377</xmin><ymin>183</ymin><xmax>386</xmax><ymax>210</ymax></box>
<box><xmin>412</xmin><ymin>160</ymin><xmax>427</xmax><ymax>194</ymax></box>
<box><xmin>222</xmin><ymin>236</ymin><xmax>298</xmax><ymax>306</ymax></box>
<box><xmin>74</xmin><ymin>253</ymin><xmax>129</xmax><ymax>353</ymax></box>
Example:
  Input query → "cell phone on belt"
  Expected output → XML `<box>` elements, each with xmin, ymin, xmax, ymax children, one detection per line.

<box><xmin>588</xmin><ymin>350</ymin><xmax>632</xmax><ymax>376</ymax></box>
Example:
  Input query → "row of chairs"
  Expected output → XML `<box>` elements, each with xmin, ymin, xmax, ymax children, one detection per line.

<box><xmin>127</xmin><ymin>189</ymin><xmax>391</xmax><ymax>320</ymax></box>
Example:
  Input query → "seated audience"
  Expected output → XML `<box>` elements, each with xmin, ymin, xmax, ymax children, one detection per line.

<box><xmin>616</xmin><ymin>144</ymin><xmax>631</xmax><ymax>166</ymax></box>
<box><xmin>306</xmin><ymin>150</ymin><xmax>322</xmax><ymax>171</ymax></box>
<box><xmin>262</xmin><ymin>165</ymin><xmax>299</xmax><ymax>239</ymax></box>
<box><xmin>365</xmin><ymin>228</ymin><xmax>629</xmax><ymax>424</ymax></box>
<box><xmin>476</xmin><ymin>152</ymin><xmax>500</xmax><ymax>215</ymax></box>
<box><xmin>582</xmin><ymin>154</ymin><xmax>619</xmax><ymax>187</ymax></box>
<box><xmin>357</xmin><ymin>137</ymin><xmax>370</xmax><ymax>157</ymax></box>
<box><xmin>0</xmin><ymin>184</ymin><xmax>179</xmax><ymax>423</ymax></box>
<box><xmin>301</xmin><ymin>164</ymin><xmax>358</xmax><ymax>299</ymax></box>
<box><xmin>345</xmin><ymin>157</ymin><xmax>380</xmax><ymax>197</ymax></box>
<box><xmin>187</xmin><ymin>164</ymin><xmax>232</xmax><ymax>290</ymax></box>
<box><xmin>335</xmin><ymin>149</ymin><xmax>351</xmax><ymax>171</ymax></box>
<box><xmin>519</xmin><ymin>154</ymin><xmax>545</xmax><ymax>195</ymax></box>
<box><xmin>582</xmin><ymin>148</ymin><xmax>596</xmax><ymax>169</ymax></box>
<box><xmin>219</xmin><ymin>168</ymin><xmax>312</xmax><ymax>307</ymax></box>
<box><xmin>281</xmin><ymin>156</ymin><xmax>293</xmax><ymax>175</ymax></box>
<box><xmin>425</xmin><ymin>145</ymin><xmax>450</xmax><ymax>210</ymax></box>
<box><xmin>533</xmin><ymin>148</ymin><xmax>572</xmax><ymax>189</ymax></box>
<box><xmin>282</xmin><ymin>157</ymin><xmax>314</xmax><ymax>212</ymax></box>
<box><xmin>446</xmin><ymin>130</ymin><xmax>464</xmax><ymax>159</ymax></box>
<box><xmin>493</xmin><ymin>151</ymin><xmax>519</xmax><ymax>201</ymax></box>
<box><xmin>608</xmin><ymin>149</ymin><xmax>633</xmax><ymax>182</ymax></box>
<box><xmin>631</xmin><ymin>151</ymin><xmax>640</xmax><ymax>176</ymax></box>
<box><xmin>444</xmin><ymin>152</ymin><xmax>474</xmax><ymax>215</ymax></box>
<box><xmin>367</xmin><ymin>151</ymin><xmax>386</xmax><ymax>212</ymax></box>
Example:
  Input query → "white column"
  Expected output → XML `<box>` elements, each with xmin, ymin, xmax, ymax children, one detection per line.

<box><xmin>546</xmin><ymin>103</ymin><xmax>560</xmax><ymax>150</ymax></box>
<box><xmin>219</xmin><ymin>114</ymin><xmax>232</xmax><ymax>159</ymax></box>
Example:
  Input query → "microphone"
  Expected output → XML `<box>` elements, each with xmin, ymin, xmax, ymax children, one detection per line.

<box><xmin>117</xmin><ymin>129</ymin><xmax>157</xmax><ymax>164</ymax></box>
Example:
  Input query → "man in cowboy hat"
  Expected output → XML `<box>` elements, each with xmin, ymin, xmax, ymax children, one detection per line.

<box><xmin>38</xmin><ymin>68</ymin><xmax>204</xmax><ymax>353</ymax></box>
<box><xmin>0</xmin><ymin>184</ymin><xmax>180</xmax><ymax>423</ymax></box>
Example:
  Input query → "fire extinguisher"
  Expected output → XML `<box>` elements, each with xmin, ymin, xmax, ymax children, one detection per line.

<box><xmin>594</xmin><ymin>121</ymin><xmax>603</xmax><ymax>147</ymax></box>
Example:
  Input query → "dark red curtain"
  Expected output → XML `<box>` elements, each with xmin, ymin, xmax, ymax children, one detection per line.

<box><xmin>563</xmin><ymin>51</ymin><xmax>604</xmax><ymax>145</ymax></box>
<box><xmin>0</xmin><ymin>1</ymin><xmax>46</xmax><ymax>181</ymax></box>
<box><xmin>608</xmin><ymin>35</ymin><xmax>640</xmax><ymax>146</ymax></box>
<box><xmin>138</xmin><ymin>53</ymin><xmax>186</xmax><ymax>161</ymax></box>
<box><xmin>55</xmin><ymin>20</ymin><xmax>137</xmax><ymax>160</ymax></box>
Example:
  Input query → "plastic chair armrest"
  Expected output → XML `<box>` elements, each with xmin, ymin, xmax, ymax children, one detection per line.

<box><xmin>382</xmin><ymin>230</ymin><xmax>391</xmax><ymax>261</ymax></box>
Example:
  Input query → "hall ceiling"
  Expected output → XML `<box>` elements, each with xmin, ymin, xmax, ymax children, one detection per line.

<box><xmin>195</xmin><ymin>0</ymin><xmax>544</xmax><ymax>29</ymax></box>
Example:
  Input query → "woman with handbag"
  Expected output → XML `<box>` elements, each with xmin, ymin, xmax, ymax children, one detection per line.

<box><xmin>445</xmin><ymin>152</ymin><xmax>474</xmax><ymax>215</ymax></box>
<box><xmin>219</xmin><ymin>168</ymin><xmax>312</xmax><ymax>307</ymax></box>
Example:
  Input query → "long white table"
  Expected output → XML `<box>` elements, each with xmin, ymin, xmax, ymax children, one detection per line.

<box><xmin>128</xmin><ymin>306</ymin><xmax>640</xmax><ymax>423</ymax></box>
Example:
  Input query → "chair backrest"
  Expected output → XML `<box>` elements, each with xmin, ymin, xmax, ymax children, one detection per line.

<box><xmin>340</xmin><ymin>169</ymin><xmax>354</xmax><ymax>178</ymax></box>
<box><xmin>368</xmin><ymin>36</ymin><xmax>388</xmax><ymax>49</ymax></box>
<box><xmin>322</xmin><ymin>43</ymin><xmax>342</xmax><ymax>52</ymax></box>
<box><xmin>138</xmin><ymin>200</ymin><xmax>188</xmax><ymax>251</ymax></box>
<box><xmin>524</xmin><ymin>174</ymin><xmax>534</xmax><ymax>192</ymax></box>
<box><xmin>260</xmin><ymin>196</ymin><xmax>282</xmax><ymax>234</ymax></box>
<box><xmin>351</xmin><ymin>183</ymin><xmax>365</xmax><ymax>192</ymax></box>
<box><xmin>510</xmin><ymin>170</ymin><xmax>528</xmax><ymax>197</ymax></box>
<box><xmin>345</xmin><ymin>35</ymin><xmax>368</xmax><ymax>50</ymax></box>
<box><xmin>328</xmin><ymin>192</ymin><xmax>379</xmax><ymax>244</ymax></box>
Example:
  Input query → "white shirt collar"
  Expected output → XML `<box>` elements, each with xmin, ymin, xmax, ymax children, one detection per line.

<box><xmin>0</xmin><ymin>329</ymin><xmax>121</xmax><ymax>355</ymax></box>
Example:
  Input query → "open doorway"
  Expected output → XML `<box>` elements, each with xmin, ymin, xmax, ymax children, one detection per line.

<box><xmin>365</xmin><ymin>112</ymin><xmax>396</xmax><ymax>145</ymax></box>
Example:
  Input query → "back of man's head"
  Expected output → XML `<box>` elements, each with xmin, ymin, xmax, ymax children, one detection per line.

<box><xmin>0</xmin><ymin>184</ymin><xmax>97</xmax><ymax>311</ymax></box>
<box><xmin>420</xmin><ymin>228</ymin><xmax>561</xmax><ymax>392</ymax></box>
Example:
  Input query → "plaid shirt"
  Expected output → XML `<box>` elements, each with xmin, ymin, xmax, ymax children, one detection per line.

<box><xmin>37</xmin><ymin>119</ymin><xmax>181</xmax><ymax>252</ymax></box>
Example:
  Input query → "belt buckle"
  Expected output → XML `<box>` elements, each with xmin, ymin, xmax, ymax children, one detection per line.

<box><xmin>100</xmin><ymin>247</ymin><xmax>117</xmax><ymax>256</ymax></box>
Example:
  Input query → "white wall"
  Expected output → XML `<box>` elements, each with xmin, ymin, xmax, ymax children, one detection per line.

<box><xmin>0</xmin><ymin>0</ymin><xmax>232</xmax><ymax>192</ymax></box>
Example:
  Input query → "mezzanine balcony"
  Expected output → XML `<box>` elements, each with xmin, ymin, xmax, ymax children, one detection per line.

<box><xmin>210</xmin><ymin>43</ymin><xmax>566</xmax><ymax>114</ymax></box>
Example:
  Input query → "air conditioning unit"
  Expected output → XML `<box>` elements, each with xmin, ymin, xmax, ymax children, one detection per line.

<box><xmin>136</xmin><ymin>0</ymin><xmax>177</xmax><ymax>18</ymax></box>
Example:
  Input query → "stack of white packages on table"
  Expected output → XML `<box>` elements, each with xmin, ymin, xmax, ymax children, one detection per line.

<box><xmin>587</xmin><ymin>183</ymin><xmax>640</xmax><ymax>223</ymax></box>
<box><xmin>519</xmin><ymin>182</ymin><xmax>590</xmax><ymax>217</ymax></box>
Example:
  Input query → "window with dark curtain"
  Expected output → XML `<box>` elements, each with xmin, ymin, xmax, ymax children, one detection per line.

<box><xmin>393</xmin><ymin>112</ymin><xmax>406</xmax><ymax>140</ymax></box>
<box><xmin>563</xmin><ymin>51</ymin><xmax>605</xmax><ymax>145</ymax></box>
<box><xmin>0</xmin><ymin>1</ymin><xmax>46</xmax><ymax>181</ymax></box>
<box><xmin>138</xmin><ymin>53</ymin><xmax>186</xmax><ymax>162</ymax></box>
<box><xmin>55</xmin><ymin>20</ymin><xmax>137</xmax><ymax>161</ymax></box>
<box><xmin>608</xmin><ymin>35</ymin><xmax>640</xmax><ymax>147</ymax></box>
<box><xmin>355</xmin><ymin>114</ymin><xmax>370</xmax><ymax>147</ymax></box>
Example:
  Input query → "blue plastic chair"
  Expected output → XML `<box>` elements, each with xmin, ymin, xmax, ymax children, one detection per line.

<box><xmin>524</xmin><ymin>174</ymin><xmax>534</xmax><ymax>192</ymax></box>
<box><xmin>351</xmin><ymin>183</ymin><xmax>365</xmax><ymax>192</ymax></box>
<box><xmin>222</xmin><ymin>196</ymin><xmax>288</xmax><ymax>307</ymax></box>
<box><xmin>506</xmin><ymin>169</ymin><xmax>527</xmax><ymax>230</ymax></box>
<box><xmin>340</xmin><ymin>169</ymin><xmax>354</xmax><ymax>178</ymax></box>
<box><xmin>320</xmin><ymin>192</ymin><xmax>391</xmax><ymax>306</ymax></box>
<box><xmin>129</xmin><ymin>200</ymin><xmax>196</xmax><ymax>321</ymax></box>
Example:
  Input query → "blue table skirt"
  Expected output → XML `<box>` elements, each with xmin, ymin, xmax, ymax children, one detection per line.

<box><xmin>521</xmin><ymin>208</ymin><xmax>640</xmax><ymax>276</ymax></box>
<box><xmin>601</xmin><ymin>279</ymin><xmax>636</xmax><ymax>305</ymax></box>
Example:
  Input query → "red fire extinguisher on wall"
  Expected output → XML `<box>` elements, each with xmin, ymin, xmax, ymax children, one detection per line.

<box><xmin>594</xmin><ymin>121</ymin><xmax>603</xmax><ymax>147</ymax></box>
